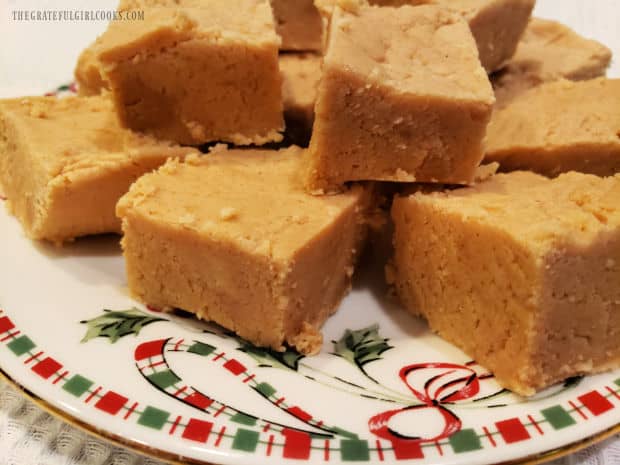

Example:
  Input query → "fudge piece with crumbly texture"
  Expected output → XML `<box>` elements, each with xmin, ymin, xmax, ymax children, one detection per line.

<box><xmin>486</xmin><ymin>78</ymin><xmax>620</xmax><ymax>177</ymax></box>
<box><xmin>116</xmin><ymin>146</ymin><xmax>371</xmax><ymax>354</ymax></box>
<box><xmin>75</xmin><ymin>0</ymin><xmax>208</xmax><ymax>97</ymax></box>
<box><xmin>369</xmin><ymin>0</ymin><xmax>535</xmax><ymax>72</ymax></box>
<box><xmin>447</xmin><ymin>0</ymin><xmax>534</xmax><ymax>73</ymax></box>
<box><xmin>390</xmin><ymin>171</ymin><xmax>620</xmax><ymax>395</ymax></box>
<box><xmin>0</xmin><ymin>96</ymin><xmax>196</xmax><ymax>243</ymax></box>
<box><xmin>492</xmin><ymin>18</ymin><xmax>612</xmax><ymax>107</ymax></box>
<box><xmin>305</xmin><ymin>2</ymin><xmax>494</xmax><ymax>193</ymax></box>
<box><xmin>280</xmin><ymin>53</ymin><xmax>322</xmax><ymax>145</ymax></box>
<box><xmin>75</xmin><ymin>39</ymin><xmax>108</xmax><ymax>96</ymax></box>
<box><xmin>271</xmin><ymin>0</ymin><xmax>325</xmax><ymax>51</ymax></box>
<box><xmin>96</xmin><ymin>1</ymin><xmax>283</xmax><ymax>146</ymax></box>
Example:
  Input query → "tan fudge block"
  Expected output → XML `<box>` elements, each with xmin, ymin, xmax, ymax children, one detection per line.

<box><xmin>369</xmin><ymin>0</ymin><xmax>535</xmax><ymax>72</ymax></box>
<box><xmin>486</xmin><ymin>79</ymin><xmax>620</xmax><ymax>177</ymax></box>
<box><xmin>116</xmin><ymin>146</ymin><xmax>370</xmax><ymax>354</ymax></box>
<box><xmin>271</xmin><ymin>0</ymin><xmax>325</xmax><ymax>51</ymax></box>
<box><xmin>76</xmin><ymin>0</ymin><xmax>328</xmax><ymax>94</ymax></box>
<box><xmin>305</xmin><ymin>3</ymin><xmax>494</xmax><ymax>193</ymax></box>
<box><xmin>0</xmin><ymin>96</ymin><xmax>194</xmax><ymax>243</ymax></box>
<box><xmin>492</xmin><ymin>18</ymin><xmax>613</xmax><ymax>107</ymax></box>
<box><xmin>75</xmin><ymin>0</ymin><xmax>206</xmax><ymax>97</ymax></box>
<box><xmin>491</xmin><ymin>18</ymin><xmax>611</xmax><ymax>108</ymax></box>
<box><xmin>280</xmin><ymin>53</ymin><xmax>322</xmax><ymax>145</ymax></box>
<box><xmin>448</xmin><ymin>0</ymin><xmax>534</xmax><ymax>72</ymax></box>
<box><xmin>75</xmin><ymin>40</ymin><xmax>108</xmax><ymax>96</ymax></box>
<box><xmin>97</xmin><ymin>2</ymin><xmax>283</xmax><ymax>146</ymax></box>
<box><xmin>390</xmin><ymin>171</ymin><xmax>620</xmax><ymax>395</ymax></box>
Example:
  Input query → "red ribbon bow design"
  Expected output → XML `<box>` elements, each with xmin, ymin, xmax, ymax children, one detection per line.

<box><xmin>369</xmin><ymin>362</ymin><xmax>480</xmax><ymax>456</ymax></box>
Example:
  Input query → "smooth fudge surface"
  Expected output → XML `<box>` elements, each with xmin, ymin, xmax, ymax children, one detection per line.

<box><xmin>270</xmin><ymin>0</ymin><xmax>325</xmax><ymax>51</ymax></box>
<box><xmin>0</xmin><ymin>96</ymin><xmax>194</xmax><ymax>243</ymax></box>
<box><xmin>486</xmin><ymin>78</ymin><xmax>620</xmax><ymax>177</ymax></box>
<box><xmin>306</xmin><ymin>3</ymin><xmax>494</xmax><ymax>193</ymax></box>
<box><xmin>280</xmin><ymin>53</ymin><xmax>322</xmax><ymax>145</ymax></box>
<box><xmin>390</xmin><ymin>171</ymin><xmax>620</xmax><ymax>395</ymax></box>
<box><xmin>493</xmin><ymin>18</ymin><xmax>613</xmax><ymax>107</ymax></box>
<box><xmin>97</xmin><ymin>1</ymin><xmax>283</xmax><ymax>146</ymax></box>
<box><xmin>370</xmin><ymin>0</ymin><xmax>535</xmax><ymax>72</ymax></box>
<box><xmin>116</xmin><ymin>146</ymin><xmax>371</xmax><ymax>354</ymax></box>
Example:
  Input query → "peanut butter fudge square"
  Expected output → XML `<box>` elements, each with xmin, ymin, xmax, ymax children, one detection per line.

<box><xmin>271</xmin><ymin>0</ymin><xmax>325</xmax><ymax>51</ymax></box>
<box><xmin>75</xmin><ymin>39</ymin><xmax>107</xmax><ymax>96</ymax></box>
<box><xmin>75</xmin><ymin>0</ymin><xmax>212</xmax><ymax>97</ymax></box>
<box><xmin>280</xmin><ymin>53</ymin><xmax>322</xmax><ymax>145</ymax></box>
<box><xmin>486</xmin><ymin>79</ymin><xmax>620</xmax><ymax>177</ymax></box>
<box><xmin>493</xmin><ymin>18</ymin><xmax>612</xmax><ymax>107</ymax></box>
<box><xmin>116</xmin><ymin>146</ymin><xmax>371</xmax><ymax>354</ymax></box>
<box><xmin>390</xmin><ymin>171</ymin><xmax>620</xmax><ymax>396</ymax></box>
<box><xmin>370</xmin><ymin>0</ymin><xmax>535</xmax><ymax>73</ymax></box>
<box><xmin>96</xmin><ymin>1</ymin><xmax>283</xmax><ymax>145</ymax></box>
<box><xmin>0</xmin><ymin>96</ymin><xmax>195</xmax><ymax>243</ymax></box>
<box><xmin>305</xmin><ymin>2</ymin><xmax>494</xmax><ymax>193</ymax></box>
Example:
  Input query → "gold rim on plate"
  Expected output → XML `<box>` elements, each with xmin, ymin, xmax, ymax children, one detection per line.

<box><xmin>1</xmin><ymin>368</ymin><xmax>618</xmax><ymax>465</ymax></box>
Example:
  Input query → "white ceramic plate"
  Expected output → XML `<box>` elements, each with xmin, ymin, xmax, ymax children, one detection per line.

<box><xmin>0</xmin><ymin>205</ymin><xmax>619</xmax><ymax>465</ymax></box>
<box><xmin>0</xmin><ymin>1</ymin><xmax>619</xmax><ymax>464</ymax></box>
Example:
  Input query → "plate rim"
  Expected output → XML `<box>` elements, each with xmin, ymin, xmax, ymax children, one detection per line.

<box><xmin>1</xmin><ymin>368</ymin><xmax>618</xmax><ymax>465</ymax></box>
<box><xmin>0</xmin><ymin>222</ymin><xmax>619</xmax><ymax>465</ymax></box>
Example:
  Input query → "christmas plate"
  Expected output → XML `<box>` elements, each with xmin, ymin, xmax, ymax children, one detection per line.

<box><xmin>0</xmin><ymin>1</ymin><xmax>619</xmax><ymax>464</ymax></box>
<box><xmin>0</xmin><ymin>198</ymin><xmax>619</xmax><ymax>465</ymax></box>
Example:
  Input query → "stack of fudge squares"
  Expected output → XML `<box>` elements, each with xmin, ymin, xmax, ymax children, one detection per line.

<box><xmin>1</xmin><ymin>0</ymin><xmax>619</xmax><ymax>397</ymax></box>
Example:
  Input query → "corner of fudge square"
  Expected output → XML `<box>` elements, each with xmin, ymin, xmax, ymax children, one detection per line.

<box><xmin>390</xmin><ymin>171</ymin><xmax>620</xmax><ymax>396</ymax></box>
<box><xmin>96</xmin><ymin>1</ymin><xmax>284</xmax><ymax>146</ymax></box>
<box><xmin>116</xmin><ymin>146</ymin><xmax>373</xmax><ymax>354</ymax></box>
<box><xmin>305</xmin><ymin>2</ymin><xmax>495</xmax><ymax>193</ymax></box>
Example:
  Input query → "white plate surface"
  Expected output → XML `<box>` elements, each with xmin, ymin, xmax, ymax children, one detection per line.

<box><xmin>0</xmin><ymin>1</ymin><xmax>618</xmax><ymax>464</ymax></box>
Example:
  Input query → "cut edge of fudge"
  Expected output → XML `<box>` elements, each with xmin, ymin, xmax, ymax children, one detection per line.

<box><xmin>75</xmin><ymin>40</ymin><xmax>108</xmax><ymax>97</ymax></box>
<box><xmin>0</xmin><ymin>95</ymin><xmax>197</xmax><ymax>244</ymax></box>
<box><xmin>96</xmin><ymin>4</ymin><xmax>284</xmax><ymax>146</ymax></box>
<box><xmin>389</xmin><ymin>171</ymin><xmax>620</xmax><ymax>395</ymax></box>
<box><xmin>305</xmin><ymin>2</ymin><xmax>494</xmax><ymax>193</ymax></box>
<box><xmin>77</xmin><ymin>0</ymin><xmax>288</xmax><ymax>96</ymax></box>
<box><xmin>116</xmin><ymin>146</ymin><xmax>374</xmax><ymax>354</ymax></box>
<box><xmin>492</xmin><ymin>17</ymin><xmax>613</xmax><ymax>107</ymax></box>
<box><xmin>271</xmin><ymin>0</ymin><xmax>325</xmax><ymax>51</ymax></box>
<box><xmin>465</xmin><ymin>0</ymin><xmax>536</xmax><ymax>73</ymax></box>
<box><xmin>485</xmin><ymin>78</ymin><xmax>620</xmax><ymax>177</ymax></box>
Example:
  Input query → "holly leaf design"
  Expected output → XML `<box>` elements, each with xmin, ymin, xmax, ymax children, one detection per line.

<box><xmin>81</xmin><ymin>308</ymin><xmax>166</xmax><ymax>343</ymax></box>
<box><xmin>332</xmin><ymin>324</ymin><xmax>393</xmax><ymax>380</ymax></box>
<box><xmin>237</xmin><ymin>341</ymin><xmax>304</xmax><ymax>371</ymax></box>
